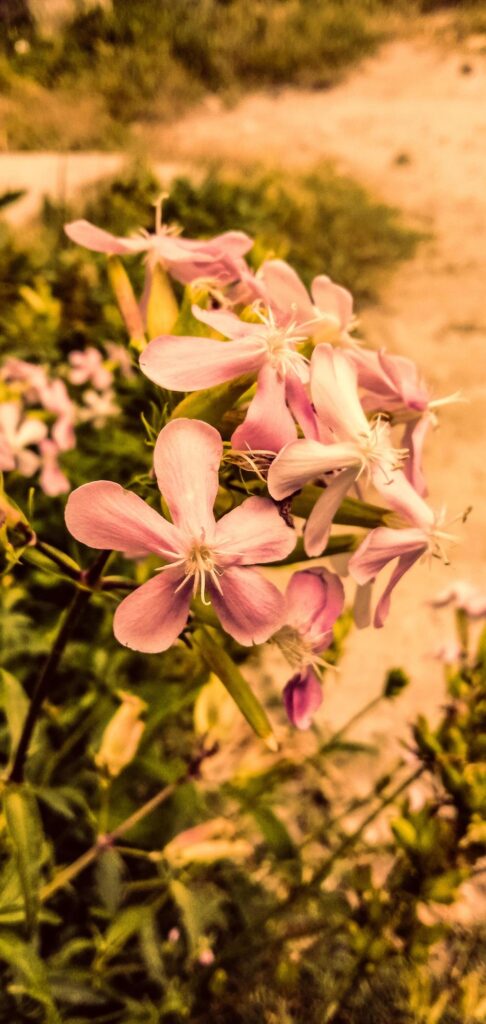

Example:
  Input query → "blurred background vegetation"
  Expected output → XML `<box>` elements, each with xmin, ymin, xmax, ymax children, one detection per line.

<box><xmin>0</xmin><ymin>0</ymin><xmax>485</xmax><ymax>150</ymax></box>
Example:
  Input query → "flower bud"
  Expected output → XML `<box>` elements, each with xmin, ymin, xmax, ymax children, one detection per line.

<box><xmin>283</xmin><ymin>668</ymin><xmax>323</xmax><ymax>730</ymax></box>
<box><xmin>96</xmin><ymin>691</ymin><xmax>146</xmax><ymax>777</ymax></box>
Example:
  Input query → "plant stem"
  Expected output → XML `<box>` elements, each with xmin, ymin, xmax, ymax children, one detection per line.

<box><xmin>321</xmin><ymin>693</ymin><xmax>383</xmax><ymax>750</ymax></box>
<box><xmin>40</xmin><ymin>746</ymin><xmax>216</xmax><ymax>902</ymax></box>
<box><xmin>8</xmin><ymin>550</ymin><xmax>111</xmax><ymax>784</ymax></box>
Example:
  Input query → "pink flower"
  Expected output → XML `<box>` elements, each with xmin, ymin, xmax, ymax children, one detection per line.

<box><xmin>140</xmin><ymin>304</ymin><xmax>316</xmax><ymax>454</ymax></box>
<box><xmin>68</xmin><ymin>347</ymin><xmax>113</xmax><ymax>391</ymax></box>
<box><xmin>40</xmin><ymin>379</ymin><xmax>76</xmax><ymax>452</ymax></box>
<box><xmin>267</xmin><ymin>345</ymin><xmax>406</xmax><ymax>555</ymax></box>
<box><xmin>104</xmin><ymin>343</ymin><xmax>134</xmax><ymax>379</ymax></box>
<box><xmin>38</xmin><ymin>439</ymin><xmax>70</xmax><ymax>497</ymax></box>
<box><xmin>283</xmin><ymin>670</ymin><xmax>323</xmax><ymax>731</ymax></box>
<box><xmin>65</xmin><ymin>419</ymin><xmax>295</xmax><ymax>651</ymax></box>
<box><xmin>64</xmin><ymin>214</ymin><xmax>253</xmax><ymax>287</ymax></box>
<box><xmin>2</xmin><ymin>358</ymin><xmax>49</xmax><ymax>401</ymax></box>
<box><xmin>348</xmin><ymin>471</ymin><xmax>457</xmax><ymax>627</ymax></box>
<box><xmin>273</xmin><ymin>567</ymin><xmax>345</xmax><ymax>730</ymax></box>
<box><xmin>0</xmin><ymin>402</ymin><xmax>47</xmax><ymax>476</ymax></box>
<box><xmin>80</xmin><ymin>389</ymin><xmax>120</xmax><ymax>427</ymax></box>
<box><xmin>350</xmin><ymin>348</ymin><xmax>460</xmax><ymax>496</ymax></box>
<box><xmin>431</xmin><ymin>638</ymin><xmax>461</xmax><ymax>665</ymax></box>
<box><xmin>259</xmin><ymin>259</ymin><xmax>356</xmax><ymax>345</ymax></box>
<box><xmin>429</xmin><ymin>581</ymin><xmax>486</xmax><ymax>619</ymax></box>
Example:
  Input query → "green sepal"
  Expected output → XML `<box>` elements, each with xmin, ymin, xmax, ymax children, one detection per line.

<box><xmin>197</xmin><ymin>628</ymin><xmax>277</xmax><ymax>750</ymax></box>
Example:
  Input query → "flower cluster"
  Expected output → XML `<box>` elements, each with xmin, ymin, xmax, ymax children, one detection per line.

<box><xmin>62</xmin><ymin>208</ymin><xmax>464</xmax><ymax>729</ymax></box>
<box><xmin>0</xmin><ymin>344</ymin><xmax>128</xmax><ymax>496</ymax></box>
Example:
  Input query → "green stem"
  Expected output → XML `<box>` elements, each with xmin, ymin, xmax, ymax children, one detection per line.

<box><xmin>321</xmin><ymin>693</ymin><xmax>383</xmax><ymax>751</ymax></box>
<box><xmin>40</xmin><ymin>746</ymin><xmax>215</xmax><ymax>902</ymax></box>
<box><xmin>8</xmin><ymin>550</ymin><xmax>111</xmax><ymax>784</ymax></box>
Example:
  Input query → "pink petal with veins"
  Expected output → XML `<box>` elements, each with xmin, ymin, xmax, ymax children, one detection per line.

<box><xmin>65</xmin><ymin>480</ymin><xmax>181</xmax><ymax>558</ymax></box>
<box><xmin>231</xmin><ymin>363</ymin><xmax>297</xmax><ymax>454</ymax></box>
<box><xmin>215</xmin><ymin>494</ymin><xmax>295</xmax><ymax>565</ymax></box>
<box><xmin>140</xmin><ymin>334</ymin><xmax>265</xmax><ymax>391</ymax></box>
<box><xmin>208</xmin><ymin>565</ymin><xmax>285</xmax><ymax>645</ymax></box>
<box><xmin>153</xmin><ymin>418</ymin><xmax>221</xmax><ymax>539</ymax></box>
<box><xmin>114</xmin><ymin>569</ymin><xmax>192</xmax><ymax>653</ymax></box>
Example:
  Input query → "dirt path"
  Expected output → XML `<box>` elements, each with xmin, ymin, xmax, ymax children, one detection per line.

<box><xmin>153</xmin><ymin>33</ymin><xmax>486</xmax><ymax>737</ymax></box>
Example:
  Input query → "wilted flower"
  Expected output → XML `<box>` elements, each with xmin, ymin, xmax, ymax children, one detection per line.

<box><xmin>65</xmin><ymin>207</ymin><xmax>253</xmax><ymax>286</ymax></box>
<box><xmin>65</xmin><ymin>418</ymin><xmax>295</xmax><ymax>651</ymax></box>
<box><xmin>95</xmin><ymin>691</ymin><xmax>146</xmax><ymax>777</ymax></box>
<box><xmin>273</xmin><ymin>567</ymin><xmax>344</xmax><ymax>729</ymax></box>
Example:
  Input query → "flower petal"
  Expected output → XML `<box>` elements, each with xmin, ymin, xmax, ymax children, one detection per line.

<box><xmin>65</xmin><ymin>481</ymin><xmax>181</xmax><ymax>557</ymax></box>
<box><xmin>285</xmin><ymin>567</ymin><xmax>344</xmax><ymax>647</ymax></box>
<box><xmin>64</xmin><ymin>220</ymin><xmax>148</xmax><ymax>255</ymax></box>
<box><xmin>15</xmin><ymin>418</ymin><xmax>48</xmax><ymax>448</ymax></box>
<box><xmin>348</xmin><ymin>526</ymin><xmax>427</xmax><ymax>586</ymax></box>
<box><xmin>373</xmin><ymin>470</ymin><xmax>435</xmax><ymax>530</ymax></box>
<box><xmin>285</xmin><ymin>374</ymin><xmax>319</xmax><ymax>440</ymax></box>
<box><xmin>260</xmin><ymin>259</ymin><xmax>312</xmax><ymax>319</ymax></box>
<box><xmin>192</xmin><ymin>305</ymin><xmax>263</xmax><ymax>340</ymax></box>
<box><xmin>304</xmin><ymin>467</ymin><xmax>358</xmax><ymax>556</ymax></box>
<box><xmin>311</xmin><ymin>344</ymin><xmax>369</xmax><ymax>440</ymax></box>
<box><xmin>140</xmin><ymin>334</ymin><xmax>265</xmax><ymax>391</ymax></box>
<box><xmin>231</xmin><ymin>363</ymin><xmax>297</xmax><ymax>453</ymax></box>
<box><xmin>311</xmin><ymin>276</ymin><xmax>353</xmax><ymax>330</ymax></box>
<box><xmin>215</xmin><ymin>495</ymin><xmax>295</xmax><ymax>565</ymax></box>
<box><xmin>114</xmin><ymin>570</ymin><xmax>192</xmax><ymax>653</ymax></box>
<box><xmin>374</xmin><ymin>550</ymin><xmax>424</xmax><ymax>628</ymax></box>
<box><xmin>401</xmin><ymin>415</ymin><xmax>431</xmax><ymax>497</ymax></box>
<box><xmin>267</xmin><ymin>438</ymin><xmax>359</xmax><ymax>501</ymax></box>
<box><xmin>283</xmin><ymin>668</ymin><xmax>323</xmax><ymax>730</ymax></box>
<box><xmin>208</xmin><ymin>565</ymin><xmax>285</xmax><ymax>645</ymax></box>
<box><xmin>153</xmin><ymin>419</ymin><xmax>221</xmax><ymax>538</ymax></box>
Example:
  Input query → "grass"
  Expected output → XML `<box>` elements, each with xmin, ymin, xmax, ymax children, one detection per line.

<box><xmin>0</xmin><ymin>0</ymin><xmax>389</xmax><ymax>151</ymax></box>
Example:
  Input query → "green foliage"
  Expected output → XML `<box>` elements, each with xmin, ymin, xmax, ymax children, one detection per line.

<box><xmin>1</xmin><ymin>0</ymin><xmax>387</xmax><ymax>149</ymax></box>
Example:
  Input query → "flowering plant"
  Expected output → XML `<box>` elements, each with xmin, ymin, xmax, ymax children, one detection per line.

<box><xmin>0</xmin><ymin>195</ymin><xmax>483</xmax><ymax>1024</ymax></box>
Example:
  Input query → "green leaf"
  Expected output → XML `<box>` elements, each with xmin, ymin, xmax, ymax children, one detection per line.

<box><xmin>0</xmin><ymin>669</ymin><xmax>29</xmax><ymax>762</ymax></box>
<box><xmin>95</xmin><ymin>847</ymin><xmax>125</xmax><ymax>916</ymax></box>
<box><xmin>383</xmin><ymin>668</ymin><xmax>410</xmax><ymax>699</ymax></box>
<box><xmin>197</xmin><ymin>629</ymin><xmax>277</xmax><ymax>749</ymax></box>
<box><xmin>170</xmin><ymin>374</ymin><xmax>253</xmax><ymax>431</ymax></box>
<box><xmin>292</xmin><ymin>486</ymin><xmax>396</xmax><ymax>528</ymax></box>
<box><xmin>145</xmin><ymin>264</ymin><xmax>179</xmax><ymax>338</ymax></box>
<box><xmin>0</xmin><ymin>930</ymin><xmax>60</xmax><ymax>1022</ymax></box>
<box><xmin>274</xmin><ymin>533</ymin><xmax>358</xmax><ymax>567</ymax></box>
<box><xmin>170</xmin><ymin>879</ymin><xmax>226</xmax><ymax>957</ymax></box>
<box><xmin>3</xmin><ymin>785</ymin><xmax>44</xmax><ymax>933</ymax></box>
<box><xmin>252</xmin><ymin>806</ymin><xmax>296</xmax><ymax>860</ymax></box>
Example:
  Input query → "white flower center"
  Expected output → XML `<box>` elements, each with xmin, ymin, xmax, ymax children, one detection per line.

<box><xmin>357</xmin><ymin>417</ymin><xmax>408</xmax><ymax>481</ymax></box>
<box><xmin>173</xmin><ymin>538</ymin><xmax>223</xmax><ymax>605</ymax></box>
<box><xmin>273</xmin><ymin>624</ymin><xmax>331</xmax><ymax>671</ymax></box>
<box><xmin>253</xmin><ymin>307</ymin><xmax>310</xmax><ymax>381</ymax></box>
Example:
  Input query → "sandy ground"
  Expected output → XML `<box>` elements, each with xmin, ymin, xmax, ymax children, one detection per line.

<box><xmin>1</xmin><ymin>30</ymin><xmax>485</xmax><ymax>744</ymax></box>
